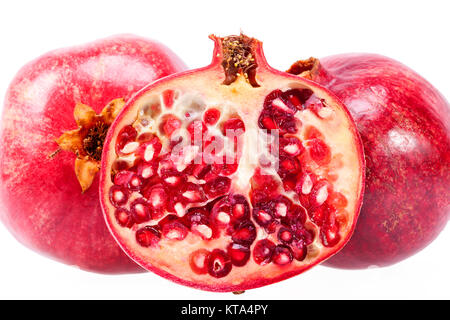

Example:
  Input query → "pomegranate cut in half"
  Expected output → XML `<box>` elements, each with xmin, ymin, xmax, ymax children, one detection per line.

<box><xmin>100</xmin><ymin>34</ymin><xmax>365</xmax><ymax>292</ymax></box>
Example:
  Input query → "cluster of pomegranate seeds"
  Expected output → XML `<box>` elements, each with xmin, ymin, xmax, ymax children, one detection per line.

<box><xmin>251</xmin><ymin>88</ymin><xmax>346</xmax><ymax>263</ymax></box>
<box><xmin>108</xmin><ymin>87</ymin><xmax>348</xmax><ymax>279</ymax></box>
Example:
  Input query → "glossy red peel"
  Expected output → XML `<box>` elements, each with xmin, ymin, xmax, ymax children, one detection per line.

<box><xmin>0</xmin><ymin>35</ymin><xmax>186</xmax><ymax>273</ymax></box>
<box><xmin>288</xmin><ymin>54</ymin><xmax>450</xmax><ymax>268</ymax></box>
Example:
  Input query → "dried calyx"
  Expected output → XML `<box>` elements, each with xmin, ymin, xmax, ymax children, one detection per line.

<box><xmin>221</xmin><ymin>34</ymin><xmax>259</xmax><ymax>87</ymax></box>
<box><xmin>54</xmin><ymin>98</ymin><xmax>125</xmax><ymax>192</ymax></box>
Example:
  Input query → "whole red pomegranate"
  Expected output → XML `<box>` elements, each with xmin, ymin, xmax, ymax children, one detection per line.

<box><xmin>0</xmin><ymin>35</ymin><xmax>186</xmax><ymax>273</ymax></box>
<box><xmin>100</xmin><ymin>34</ymin><xmax>365</xmax><ymax>291</ymax></box>
<box><xmin>288</xmin><ymin>54</ymin><xmax>450</xmax><ymax>268</ymax></box>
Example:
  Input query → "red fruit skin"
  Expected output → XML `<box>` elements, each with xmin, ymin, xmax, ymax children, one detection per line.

<box><xmin>293</xmin><ymin>54</ymin><xmax>450</xmax><ymax>268</ymax></box>
<box><xmin>0</xmin><ymin>35</ymin><xmax>186</xmax><ymax>273</ymax></box>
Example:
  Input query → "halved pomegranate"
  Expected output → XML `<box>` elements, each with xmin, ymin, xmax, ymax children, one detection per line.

<box><xmin>100</xmin><ymin>34</ymin><xmax>365</xmax><ymax>291</ymax></box>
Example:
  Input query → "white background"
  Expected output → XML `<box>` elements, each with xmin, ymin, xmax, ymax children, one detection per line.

<box><xmin>0</xmin><ymin>0</ymin><xmax>449</xmax><ymax>300</ymax></box>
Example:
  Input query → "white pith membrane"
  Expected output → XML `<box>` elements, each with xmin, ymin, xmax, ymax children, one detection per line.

<box><xmin>101</xmin><ymin>39</ymin><xmax>363</xmax><ymax>291</ymax></box>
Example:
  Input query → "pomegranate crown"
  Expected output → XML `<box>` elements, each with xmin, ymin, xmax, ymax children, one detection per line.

<box><xmin>210</xmin><ymin>33</ymin><xmax>261</xmax><ymax>87</ymax></box>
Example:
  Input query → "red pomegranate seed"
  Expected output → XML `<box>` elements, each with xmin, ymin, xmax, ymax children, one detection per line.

<box><xmin>181</xmin><ymin>182</ymin><xmax>206</xmax><ymax>203</ymax></box>
<box><xmin>135</xmin><ymin>225</ymin><xmax>161</xmax><ymax>247</ymax></box>
<box><xmin>184</xmin><ymin>207</ymin><xmax>209</xmax><ymax>227</ymax></box>
<box><xmin>280</xmin><ymin>136</ymin><xmax>304</xmax><ymax>156</ymax></box>
<box><xmin>162</xmin><ymin>89</ymin><xmax>176</xmax><ymax>108</ymax></box>
<box><xmin>206</xmin><ymin>249</ymin><xmax>232</xmax><ymax>278</ymax></box>
<box><xmin>115</xmin><ymin>125</ymin><xmax>137</xmax><ymax>155</ymax></box>
<box><xmin>278</xmin><ymin>227</ymin><xmax>294</xmax><ymax>244</ymax></box>
<box><xmin>127</xmin><ymin>173</ymin><xmax>143</xmax><ymax>191</ymax></box>
<box><xmin>211</xmin><ymin>156</ymin><xmax>239</xmax><ymax>176</ymax></box>
<box><xmin>187</xmin><ymin>120</ymin><xmax>207</xmax><ymax>143</ymax></box>
<box><xmin>278</xmin><ymin>157</ymin><xmax>301</xmax><ymax>178</ymax></box>
<box><xmin>192</xmin><ymin>224</ymin><xmax>213</xmax><ymax>240</ymax></box>
<box><xmin>137</xmin><ymin>137</ymin><xmax>162</xmax><ymax>162</ymax></box>
<box><xmin>310</xmin><ymin>180</ymin><xmax>331</xmax><ymax>208</ymax></box>
<box><xmin>252</xmin><ymin>206</ymin><xmax>273</xmax><ymax>227</ymax></box>
<box><xmin>264</xmin><ymin>89</ymin><xmax>283</xmax><ymax>106</ymax></box>
<box><xmin>259</xmin><ymin>114</ymin><xmax>278</xmax><ymax>130</ymax></box>
<box><xmin>161</xmin><ymin>115</ymin><xmax>182</xmax><ymax>137</ymax></box>
<box><xmin>309</xmin><ymin>205</ymin><xmax>328</xmax><ymax>227</ymax></box>
<box><xmin>162</xmin><ymin>221</ymin><xmax>188</xmax><ymax>241</ymax></box>
<box><xmin>113</xmin><ymin>170</ymin><xmax>134</xmax><ymax>186</ymax></box>
<box><xmin>308</xmin><ymin>138</ymin><xmax>331</xmax><ymax>164</ymax></box>
<box><xmin>253</xmin><ymin>239</ymin><xmax>276</xmax><ymax>265</ymax></box>
<box><xmin>203</xmin><ymin>135</ymin><xmax>224</xmax><ymax>159</ymax></box>
<box><xmin>130</xmin><ymin>198</ymin><xmax>151</xmax><ymax>223</ymax></box>
<box><xmin>250</xmin><ymin>191</ymin><xmax>265</xmax><ymax>207</ymax></box>
<box><xmin>203</xmin><ymin>108</ymin><xmax>221</xmax><ymax>125</ymax></box>
<box><xmin>175</xmin><ymin>145</ymin><xmax>200</xmax><ymax>171</ymax></box>
<box><xmin>136</xmin><ymin>132</ymin><xmax>156</xmax><ymax>143</ymax></box>
<box><xmin>184</xmin><ymin>207</ymin><xmax>212</xmax><ymax>239</ymax></box>
<box><xmin>270</xmin><ymin>109</ymin><xmax>298</xmax><ymax>134</ymax></box>
<box><xmin>282</xmin><ymin>177</ymin><xmax>296</xmax><ymax>191</ymax></box>
<box><xmin>189</xmin><ymin>249</ymin><xmax>210</xmax><ymax>275</ymax></box>
<box><xmin>298</xmin><ymin>193</ymin><xmax>311</xmax><ymax>209</ymax></box>
<box><xmin>214</xmin><ymin>208</ymin><xmax>231</xmax><ymax>225</ymax></box>
<box><xmin>158</xmin><ymin>154</ymin><xmax>176</xmax><ymax>172</ymax></box>
<box><xmin>272</xmin><ymin>196</ymin><xmax>292</xmax><ymax>218</ymax></box>
<box><xmin>272</xmin><ymin>245</ymin><xmax>293</xmax><ymax>265</ymax></box>
<box><xmin>109</xmin><ymin>185</ymin><xmax>128</xmax><ymax>207</ymax></box>
<box><xmin>283</xmin><ymin>88</ymin><xmax>313</xmax><ymax>110</ymax></box>
<box><xmin>137</xmin><ymin>161</ymin><xmax>157</xmax><ymax>179</ymax></box>
<box><xmin>296</xmin><ymin>172</ymin><xmax>314</xmax><ymax>195</ymax></box>
<box><xmin>210</xmin><ymin>198</ymin><xmax>232</xmax><ymax>226</ymax></box>
<box><xmin>222</xmin><ymin>117</ymin><xmax>245</xmax><ymax>135</ymax></box>
<box><xmin>251</xmin><ymin>168</ymin><xmax>279</xmax><ymax>193</ymax></box>
<box><xmin>326</xmin><ymin>205</ymin><xmax>339</xmax><ymax>225</ymax></box>
<box><xmin>171</xmin><ymin>201</ymin><xmax>185</xmax><ymax>217</ymax></box>
<box><xmin>230</xmin><ymin>195</ymin><xmax>250</xmax><ymax>222</ymax></box>
<box><xmin>252</xmin><ymin>199</ymin><xmax>274</xmax><ymax>225</ymax></box>
<box><xmin>203</xmin><ymin>176</ymin><xmax>231</xmax><ymax>198</ymax></box>
<box><xmin>227</xmin><ymin>243</ymin><xmax>250</xmax><ymax>267</ymax></box>
<box><xmin>266</xmin><ymin>220</ymin><xmax>279</xmax><ymax>234</ymax></box>
<box><xmin>321</xmin><ymin>223</ymin><xmax>341</xmax><ymax>247</ymax></box>
<box><xmin>291</xmin><ymin>239</ymin><xmax>307</xmax><ymax>261</ymax></box>
<box><xmin>328</xmin><ymin>191</ymin><xmax>348</xmax><ymax>209</ymax></box>
<box><xmin>231</xmin><ymin>203</ymin><xmax>245</xmax><ymax>221</ymax></box>
<box><xmin>291</xmin><ymin>219</ymin><xmax>315</xmax><ymax>245</ymax></box>
<box><xmin>188</xmin><ymin>163</ymin><xmax>212</xmax><ymax>180</ymax></box>
<box><xmin>288</xmin><ymin>95</ymin><xmax>301</xmax><ymax>108</ymax></box>
<box><xmin>285</xmin><ymin>204</ymin><xmax>307</xmax><ymax>225</ymax></box>
<box><xmin>146</xmin><ymin>186</ymin><xmax>168</xmax><ymax>210</ymax></box>
<box><xmin>161</xmin><ymin>170</ymin><xmax>186</xmax><ymax>188</ymax></box>
<box><xmin>231</xmin><ymin>221</ymin><xmax>256</xmax><ymax>245</ymax></box>
<box><xmin>304</xmin><ymin>125</ymin><xmax>324</xmax><ymax>140</ymax></box>
<box><xmin>120</xmin><ymin>141</ymin><xmax>139</xmax><ymax>155</ymax></box>
<box><xmin>114</xmin><ymin>208</ymin><xmax>134</xmax><ymax>228</ymax></box>
<box><xmin>112</xmin><ymin>159</ymin><xmax>133</xmax><ymax>172</ymax></box>
<box><xmin>272</xmin><ymin>97</ymin><xmax>294</xmax><ymax>114</ymax></box>
<box><xmin>280</xmin><ymin>157</ymin><xmax>300</xmax><ymax>172</ymax></box>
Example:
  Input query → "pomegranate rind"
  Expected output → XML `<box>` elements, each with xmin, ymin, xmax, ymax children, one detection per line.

<box><xmin>100</xmin><ymin>35</ymin><xmax>365</xmax><ymax>291</ymax></box>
